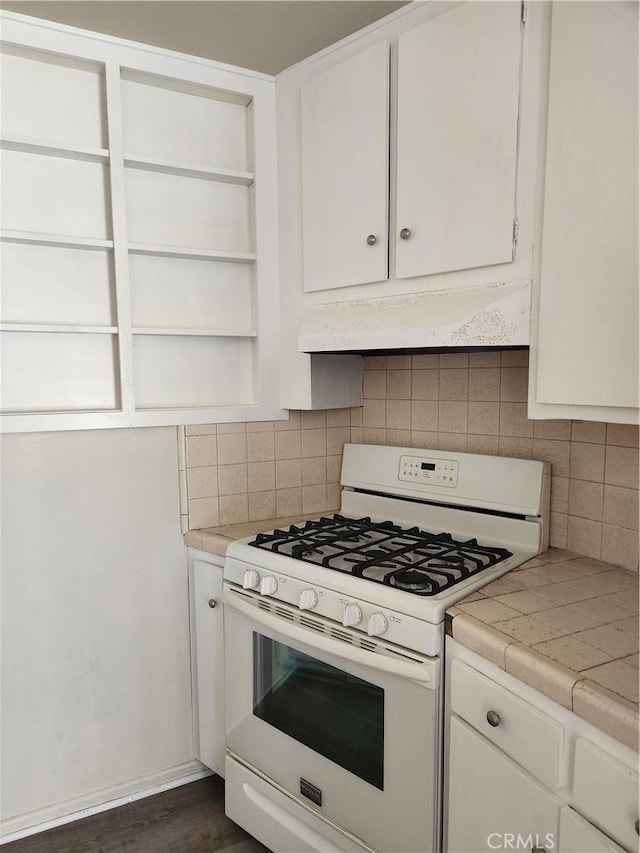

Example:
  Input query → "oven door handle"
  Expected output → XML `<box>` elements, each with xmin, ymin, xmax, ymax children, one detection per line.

<box><xmin>224</xmin><ymin>586</ymin><xmax>437</xmax><ymax>687</ymax></box>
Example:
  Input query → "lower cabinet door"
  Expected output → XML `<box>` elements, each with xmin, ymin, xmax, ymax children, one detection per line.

<box><xmin>191</xmin><ymin>557</ymin><xmax>224</xmax><ymax>774</ymax></box>
<box><xmin>447</xmin><ymin>716</ymin><xmax>560</xmax><ymax>853</ymax></box>
<box><xmin>559</xmin><ymin>807</ymin><xmax>625</xmax><ymax>853</ymax></box>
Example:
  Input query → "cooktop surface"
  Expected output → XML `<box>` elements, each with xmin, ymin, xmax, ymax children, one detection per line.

<box><xmin>248</xmin><ymin>514</ymin><xmax>513</xmax><ymax>597</ymax></box>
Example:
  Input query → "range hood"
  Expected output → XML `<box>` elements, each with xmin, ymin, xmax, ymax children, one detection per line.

<box><xmin>299</xmin><ymin>279</ymin><xmax>531</xmax><ymax>354</ymax></box>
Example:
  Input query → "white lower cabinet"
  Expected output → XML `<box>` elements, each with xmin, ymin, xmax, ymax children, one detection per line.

<box><xmin>572</xmin><ymin>739</ymin><xmax>640</xmax><ymax>853</ymax></box>
<box><xmin>559</xmin><ymin>807</ymin><xmax>626</xmax><ymax>853</ymax></box>
<box><xmin>448</xmin><ymin>715</ymin><xmax>560</xmax><ymax>853</ymax></box>
<box><xmin>188</xmin><ymin>549</ymin><xmax>225</xmax><ymax>776</ymax></box>
<box><xmin>445</xmin><ymin>640</ymin><xmax>639</xmax><ymax>853</ymax></box>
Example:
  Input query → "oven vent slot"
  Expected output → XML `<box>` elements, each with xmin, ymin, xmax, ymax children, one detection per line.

<box><xmin>360</xmin><ymin>639</ymin><xmax>377</xmax><ymax>652</ymax></box>
<box><xmin>330</xmin><ymin>627</ymin><xmax>355</xmax><ymax>644</ymax></box>
<box><xmin>275</xmin><ymin>605</ymin><xmax>294</xmax><ymax>621</ymax></box>
<box><xmin>257</xmin><ymin>599</ymin><xmax>294</xmax><ymax>622</ymax></box>
<box><xmin>298</xmin><ymin>616</ymin><xmax>325</xmax><ymax>633</ymax></box>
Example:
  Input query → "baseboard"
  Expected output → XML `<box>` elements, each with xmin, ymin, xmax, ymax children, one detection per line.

<box><xmin>0</xmin><ymin>760</ymin><xmax>212</xmax><ymax>844</ymax></box>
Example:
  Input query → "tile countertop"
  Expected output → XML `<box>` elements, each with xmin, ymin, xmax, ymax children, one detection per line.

<box><xmin>447</xmin><ymin>549</ymin><xmax>639</xmax><ymax>752</ymax></box>
<box><xmin>185</xmin><ymin>522</ymin><xmax>639</xmax><ymax>752</ymax></box>
<box><xmin>183</xmin><ymin>514</ymin><xmax>326</xmax><ymax>558</ymax></box>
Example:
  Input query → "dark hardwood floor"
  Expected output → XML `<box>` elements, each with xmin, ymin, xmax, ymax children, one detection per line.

<box><xmin>4</xmin><ymin>776</ymin><xmax>270</xmax><ymax>853</ymax></box>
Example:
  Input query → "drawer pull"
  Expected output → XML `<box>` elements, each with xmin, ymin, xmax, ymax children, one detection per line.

<box><xmin>486</xmin><ymin>710</ymin><xmax>501</xmax><ymax>727</ymax></box>
<box><xmin>208</xmin><ymin>598</ymin><xmax>217</xmax><ymax>609</ymax></box>
<box><xmin>635</xmin><ymin>818</ymin><xmax>639</xmax><ymax>836</ymax></box>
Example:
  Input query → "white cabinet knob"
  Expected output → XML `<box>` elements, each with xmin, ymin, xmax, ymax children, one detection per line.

<box><xmin>299</xmin><ymin>589</ymin><xmax>318</xmax><ymax>610</ymax></box>
<box><xmin>242</xmin><ymin>568</ymin><xmax>260</xmax><ymax>590</ymax></box>
<box><xmin>368</xmin><ymin>612</ymin><xmax>388</xmax><ymax>637</ymax></box>
<box><xmin>259</xmin><ymin>575</ymin><xmax>278</xmax><ymax>596</ymax></box>
<box><xmin>342</xmin><ymin>603</ymin><xmax>363</xmax><ymax>628</ymax></box>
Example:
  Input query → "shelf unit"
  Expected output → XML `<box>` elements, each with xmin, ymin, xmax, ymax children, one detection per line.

<box><xmin>0</xmin><ymin>12</ymin><xmax>284</xmax><ymax>432</ymax></box>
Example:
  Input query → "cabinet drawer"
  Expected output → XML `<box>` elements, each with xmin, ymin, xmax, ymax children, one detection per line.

<box><xmin>450</xmin><ymin>660</ymin><xmax>564</xmax><ymax>789</ymax></box>
<box><xmin>573</xmin><ymin>739</ymin><xmax>639</xmax><ymax>852</ymax></box>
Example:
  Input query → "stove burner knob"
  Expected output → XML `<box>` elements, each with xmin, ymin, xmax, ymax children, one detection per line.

<box><xmin>259</xmin><ymin>575</ymin><xmax>278</xmax><ymax>596</ymax></box>
<box><xmin>342</xmin><ymin>603</ymin><xmax>363</xmax><ymax>628</ymax></box>
<box><xmin>299</xmin><ymin>589</ymin><xmax>318</xmax><ymax>611</ymax></box>
<box><xmin>367</xmin><ymin>612</ymin><xmax>388</xmax><ymax>637</ymax></box>
<box><xmin>242</xmin><ymin>569</ymin><xmax>260</xmax><ymax>590</ymax></box>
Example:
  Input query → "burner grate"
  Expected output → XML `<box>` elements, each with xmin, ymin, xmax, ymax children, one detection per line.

<box><xmin>248</xmin><ymin>514</ymin><xmax>512</xmax><ymax>596</ymax></box>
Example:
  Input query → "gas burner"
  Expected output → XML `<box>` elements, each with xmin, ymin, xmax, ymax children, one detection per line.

<box><xmin>248</xmin><ymin>513</ymin><xmax>513</xmax><ymax>596</ymax></box>
<box><xmin>389</xmin><ymin>569</ymin><xmax>435</xmax><ymax>592</ymax></box>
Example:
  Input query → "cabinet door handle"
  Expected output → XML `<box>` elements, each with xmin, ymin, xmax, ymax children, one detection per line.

<box><xmin>208</xmin><ymin>598</ymin><xmax>217</xmax><ymax>609</ymax></box>
<box><xmin>486</xmin><ymin>710</ymin><xmax>501</xmax><ymax>727</ymax></box>
<box><xmin>635</xmin><ymin>818</ymin><xmax>639</xmax><ymax>836</ymax></box>
<box><xmin>366</xmin><ymin>234</ymin><xmax>377</xmax><ymax>246</ymax></box>
<box><xmin>399</xmin><ymin>227</ymin><xmax>412</xmax><ymax>240</ymax></box>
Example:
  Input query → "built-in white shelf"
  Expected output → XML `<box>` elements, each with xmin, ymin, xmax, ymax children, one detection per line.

<box><xmin>132</xmin><ymin>327</ymin><xmax>257</xmax><ymax>337</ymax></box>
<box><xmin>127</xmin><ymin>242</ymin><xmax>255</xmax><ymax>263</ymax></box>
<box><xmin>0</xmin><ymin>136</ymin><xmax>109</xmax><ymax>163</ymax></box>
<box><xmin>0</xmin><ymin>230</ymin><xmax>114</xmax><ymax>251</ymax></box>
<box><xmin>0</xmin><ymin>15</ymin><xmax>283</xmax><ymax>433</ymax></box>
<box><xmin>0</xmin><ymin>323</ymin><xmax>118</xmax><ymax>335</ymax></box>
<box><xmin>123</xmin><ymin>154</ymin><xmax>254</xmax><ymax>185</ymax></box>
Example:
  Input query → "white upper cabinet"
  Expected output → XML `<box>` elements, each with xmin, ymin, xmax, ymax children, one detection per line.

<box><xmin>301</xmin><ymin>42</ymin><xmax>389</xmax><ymax>292</ymax></box>
<box><xmin>300</xmin><ymin>2</ymin><xmax>524</xmax><ymax>294</ymax></box>
<box><xmin>530</xmin><ymin>0</ymin><xmax>639</xmax><ymax>423</ymax></box>
<box><xmin>395</xmin><ymin>2</ymin><xmax>522</xmax><ymax>280</ymax></box>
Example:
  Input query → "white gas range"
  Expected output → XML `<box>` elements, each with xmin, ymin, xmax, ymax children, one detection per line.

<box><xmin>223</xmin><ymin>444</ymin><xmax>550</xmax><ymax>853</ymax></box>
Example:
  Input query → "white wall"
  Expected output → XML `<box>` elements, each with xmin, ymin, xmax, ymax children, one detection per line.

<box><xmin>0</xmin><ymin>427</ymin><xmax>197</xmax><ymax>835</ymax></box>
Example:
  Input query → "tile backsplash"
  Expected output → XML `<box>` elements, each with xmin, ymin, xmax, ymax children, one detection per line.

<box><xmin>178</xmin><ymin>410</ymin><xmax>349</xmax><ymax>532</ymax></box>
<box><xmin>179</xmin><ymin>349</ymin><xmax>639</xmax><ymax>572</ymax></box>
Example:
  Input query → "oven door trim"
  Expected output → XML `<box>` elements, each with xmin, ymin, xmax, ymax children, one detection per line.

<box><xmin>223</xmin><ymin>584</ymin><xmax>439</xmax><ymax>688</ymax></box>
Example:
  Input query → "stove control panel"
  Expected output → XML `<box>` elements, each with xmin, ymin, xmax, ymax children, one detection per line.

<box><xmin>398</xmin><ymin>455</ymin><xmax>459</xmax><ymax>487</ymax></box>
<box><xmin>224</xmin><ymin>556</ymin><xmax>445</xmax><ymax>657</ymax></box>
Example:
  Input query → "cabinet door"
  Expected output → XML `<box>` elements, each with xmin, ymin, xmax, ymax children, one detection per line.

<box><xmin>535</xmin><ymin>2</ymin><xmax>638</xmax><ymax>411</ymax></box>
<box><xmin>572</xmin><ymin>738</ymin><xmax>639</xmax><ymax>852</ymax></box>
<box><xmin>559</xmin><ymin>807</ymin><xmax>626</xmax><ymax>853</ymax></box>
<box><xmin>447</xmin><ymin>716</ymin><xmax>560</xmax><ymax>853</ymax></box>
<box><xmin>395</xmin><ymin>2</ymin><xmax>522</xmax><ymax>280</ymax></box>
<box><xmin>301</xmin><ymin>42</ymin><xmax>389</xmax><ymax>293</ymax></box>
<box><xmin>191</xmin><ymin>558</ymin><xmax>224</xmax><ymax>774</ymax></box>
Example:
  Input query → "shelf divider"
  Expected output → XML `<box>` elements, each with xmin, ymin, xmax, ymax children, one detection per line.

<box><xmin>128</xmin><ymin>242</ymin><xmax>256</xmax><ymax>263</ymax></box>
<box><xmin>105</xmin><ymin>60</ymin><xmax>136</xmax><ymax>417</ymax></box>
<box><xmin>131</xmin><ymin>327</ymin><xmax>257</xmax><ymax>337</ymax></box>
<box><xmin>123</xmin><ymin>154</ymin><xmax>254</xmax><ymax>185</ymax></box>
<box><xmin>0</xmin><ymin>230</ymin><xmax>114</xmax><ymax>251</ymax></box>
<box><xmin>0</xmin><ymin>136</ymin><xmax>109</xmax><ymax>163</ymax></box>
<box><xmin>0</xmin><ymin>323</ymin><xmax>118</xmax><ymax>335</ymax></box>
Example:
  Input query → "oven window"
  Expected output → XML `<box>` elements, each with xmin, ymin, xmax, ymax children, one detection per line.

<box><xmin>252</xmin><ymin>633</ymin><xmax>384</xmax><ymax>789</ymax></box>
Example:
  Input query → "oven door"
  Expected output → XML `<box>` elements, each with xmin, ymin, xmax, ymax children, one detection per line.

<box><xmin>224</xmin><ymin>584</ymin><xmax>441</xmax><ymax>853</ymax></box>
